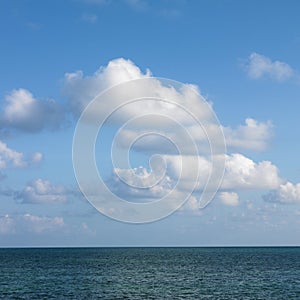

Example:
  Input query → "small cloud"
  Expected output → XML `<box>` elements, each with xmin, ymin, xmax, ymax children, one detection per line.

<box><xmin>26</xmin><ymin>22</ymin><xmax>42</xmax><ymax>30</ymax></box>
<box><xmin>22</xmin><ymin>214</ymin><xmax>65</xmax><ymax>234</ymax></box>
<box><xmin>31</xmin><ymin>152</ymin><xmax>43</xmax><ymax>163</ymax></box>
<box><xmin>263</xmin><ymin>181</ymin><xmax>300</xmax><ymax>204</ymax></box>
<box><xmin>243</xmin><ymin>52</ymin><xmax>296</xmax><ymax>82</ymax></box>
<box><xmin>0</xmin><ymin>141</ymin><xmax>43</xmax><ymax>172</ymax></box>
<box><xmin>0</xmin><ymin>89</ymin><xmax>64</xmax><ymax>133</ymax></box>
<box><xmin>223</xmin><ymin>118</ymin><xmax>273</xmax><ymax>151</ymax></box>
<box><xmin>81</xmin><ymin>13</ymin><xmax>98</xmax><ymax>23</ymax></box>
<box><xmin>219</xmin><ymin>192</ymin><xmax>239</xmax><ymax>206</ymax></box>
<box><xmin>15</xmin><ymin>179</ymin><xmax>71</xmax><ymax>204</ymax></box>
<box><xmin>0</xmin><ymin>214</ymin><xmax>15</xmax><ymax>234</ymax></box>
<box><xmin>0</xmin><ymin>141</ymin><xmax>40</xmax><ymax>169</ymax></box>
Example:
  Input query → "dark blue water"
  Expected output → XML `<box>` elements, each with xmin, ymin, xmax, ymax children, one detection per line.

<box><xmin>0</xmin><ymin>247</ymin><xmax>299</xmax><ymax>299</ymax></box>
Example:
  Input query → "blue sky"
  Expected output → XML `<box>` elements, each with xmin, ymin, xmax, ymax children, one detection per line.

<box><xmin>0</xmin><ymin>0</ymin><xmax>300</xmax><ymax>246</ymax></box>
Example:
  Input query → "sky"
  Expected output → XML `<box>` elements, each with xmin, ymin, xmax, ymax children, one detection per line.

<box><xmin>0</xmin><ymin>0</ymin><xmax>300</xmax><ymax>246</ymax></box>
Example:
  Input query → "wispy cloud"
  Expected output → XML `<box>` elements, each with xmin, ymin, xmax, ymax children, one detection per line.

<box><xmin>81</xmin><ymin>13</ymin><xmax>98</xmax><ymax>23</ymax></box>
<box><xmin>81</xmin><ymin>0</ymin><xmax>181</xmax><ymax>18</ymax></box>
<box><xmin>26</xmin><ymin>22</ymin><xmax>42</xmax><ymax>31</ymax></box>
<box><xmin>244</xmin><ymin>52</ymin><xmax>297</xmax><ymax>82</ymax></box>
<box><xmin>0</xmin><ymin>213</ymin><xmax>65</xmax><ymax>235</ymax></box>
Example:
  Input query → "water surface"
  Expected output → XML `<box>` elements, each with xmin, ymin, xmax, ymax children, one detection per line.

<box><xmin>0</xmin><ymin>247</ymin><xmax>299</xmax><ymax>299</ymax></box>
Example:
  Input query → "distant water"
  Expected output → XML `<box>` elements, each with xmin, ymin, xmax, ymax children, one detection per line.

<box><xmin>0</xmin><ymin>247</ymin><xmax>299</xmax><ymax>299</ymax></box>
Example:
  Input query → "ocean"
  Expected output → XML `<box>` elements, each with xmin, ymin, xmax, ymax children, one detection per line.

<box><xmin>0</xmin><ymin>247</ymin><xmax>299</xmax><ymax>299</ymax></box>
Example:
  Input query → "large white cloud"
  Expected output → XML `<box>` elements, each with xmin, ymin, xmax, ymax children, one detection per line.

<box><xmin>0</xmin><ymin>88</ymin><xmax>64</xmax><ymax>132</ymax></box>
<box><xmin>160</xmin><ymin>153</ymin><xmax>282</xmax><ymax>191</ymax></box>
<box><xmin>244</xmin><ymin>52</ymin><xmax>296</xmax><ymax>82</ymax></box>
<box><xmin>67</xmin><ymin>58</ymin><xmax>292</xmax><ymax>212</ymax></box>
<box><xmin>107</xmin><ymin>152</ymin><xmax>283</xmax><ymax>210</ymax></box>
<box><xmin>64</xmin><ymin>58</ymin><xmax>218</xmax><ymax>130</ymax></box>
<box><xmin>64</xmin><ymin>58</ymin><xmax>151</xmax><ymax>117</ymax></box>
<box><xmin>115</xmin><ymin>117</ymin><xmax>273</xmax><ymax>154</ymax></box>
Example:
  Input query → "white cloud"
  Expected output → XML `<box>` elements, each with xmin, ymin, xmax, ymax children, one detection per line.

<box><xmin>0</xmin><ymin>214</ymin><xmax>15</xmax><ymax>234</ymax></box>
<box><xmin>22</xmin><ymin>213</ymin><xmax>64</xmax><ymax>233</ymax></box>
<box><xmin>244</xmin><ymin>52</ymin><xmax>295</xmax><ymax>81</ymax></box>
<box><xmin>63</xmin><ymin>58</ymin><xmax>217</xmax><ymax>128</ymax></box>
<box><xmin>31</xmin><ymin>152</ymin><xmax>43</xmax><ymax>163</ymax></box>
<box><xmin>15</xmin><ymin>179</ymin><xmax>70</xmax><ymax>204</ymax></box>
<box><xmin>0</xmin><ymin>88</ymin><xmax>64</xmax><ymax>132</ymax></box>
<box><xmin>0</xmin><ymin>141</ymin><xmax>40</xmax><ymax>169</ymax></box>
<box><xmin>66</xmin><ymin>58</ymin><xmax>272</xmax><ymax>154</ymax></box>
<box><xmin>109</xmin><ymin>166</ymin><xmax>174</xmax><ymax>202</ymax></box>
<box><xmin>162</xmin><ymin>153</ymin><xmax>282</xmax><ymax>191</ymax></box>
<box><xmin>116</xmin><ymin>117</ymin><xmax>273</xmax><ymax>155</ymax></box>
<box><xmin>223</xmin><ymin>153</ymin><xmax>282</xmax><ymax>190</ymax></box>
<box><xmin>106</xmin><ymin>152</ymin><xmax>282</xmax><ymax>209</ymax></box>
<box><xmin>68</xmin><ymin>58</ymin><xmax>289</xmax><ymax>212</ymax></box>
<box><xmin>219</xmin><ymin>192</ymin><xmax>239</xmax><ymax>206</ymax></box>
<box><xmin>0</xmin><ymin>141</ymin><xmax>27</xmax><ymax>168</ymax></box>
<box><xmin>223</xmin><ymin>118</ymin><xmax>273</xmax><ymax>151</ymax></box>
<box><xmin>0</xmin><ymin>213</ymin><xmax>65</xmax><ymax>235</ymax></box>
<box><xmin>263</xmin><ymin>182</ymin><xmax>300</xmax><ymax>204</ymax></box>
<box><xmin>64</xmin><ymin>58</ymin><xmax>152</xmax><ymax>117</ymax></box>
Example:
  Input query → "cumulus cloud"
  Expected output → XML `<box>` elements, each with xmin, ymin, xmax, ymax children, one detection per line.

<box><xmin>106</xmin><ymin>152</ymin><xmax>283</xmax><ymax>209</ymax></box>
<box><xmin>0</xmin><ymin>88</ymin><xmax>64</xmax><ymax>132</ymax></box>
<box><xmin>64</xmin><ymin>58</ymin><xmax>151</xmax><ymax>117</ymax></box>
<box><xmin>223</xmin><ymin>118</ymin><xmax>273</xmax><ymax>151</ymax></box>
<box><xmin>108</xmin><ymin>166</ymin><xmax>174</xmax><ymax>202</ymax></box>
<box><xmin>222</xmin><ymin>153</ymin><xmax>282</xmax><ymax>190</ymax></box>
<box><xmin>15</xmin><ymin>179</ymin><xmax>71</xmax><ymax>204</ymax></box>
<box><xmin>159</xmin><ymin>153</ymin><xmax>282</xmax><ymax>191</ymax></box>
<box><xmin>0</xmin><ymin>141</ymin><xmax>27</xmax><ymax>168</ymax></box>
<box><xmin>64</xmin><ymin>58</ymin><xmax>219</xmax><ymax>129</ymax></box>
<box><xmin>244</xmin><ymin>52</ymin><xmax>296</xmax><ymax>81</ymax></box>
<box><xmin>263</xmin><ymin>182</ymin><xmax>300</xmax><ymax>204</ymax></box>
<box><xmin>219</xmin><ymin>192</ymin><xmax>239</xmax><ymax>206</ymax></box>
<box><xmin>115</xmin><ymin>117</ymin><xmax>273</xmax><ymax>154</ymax></box>
<box><xmin>67</xmin><ymin>58</ymin><xmax>287</xmax><ymax>211</ymax></box>
<box><xmin>0</xmin><ymin>141</ymin><xmax>41</xmax><ymax>169</ymax></box>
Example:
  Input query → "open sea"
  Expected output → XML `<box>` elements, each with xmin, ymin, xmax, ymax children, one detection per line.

<box><xmin>0</xmin><ymin>247</ymin><xmax>299</xmax><ymax>299</ymax></box>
